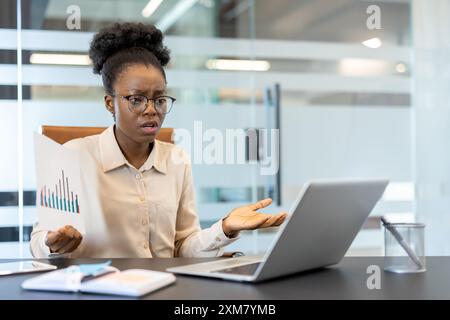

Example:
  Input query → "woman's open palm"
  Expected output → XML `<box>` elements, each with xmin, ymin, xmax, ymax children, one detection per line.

<box><xmin>222</xmin><ymin>198</ymin><xmax>288</xmax><ymax>237</ymax></box>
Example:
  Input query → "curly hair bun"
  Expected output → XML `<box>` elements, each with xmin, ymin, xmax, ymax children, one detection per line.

<box><xmin>88</xmin><ymin>22</ymin><xmax>170</xmax><ymax>75</ymax></box>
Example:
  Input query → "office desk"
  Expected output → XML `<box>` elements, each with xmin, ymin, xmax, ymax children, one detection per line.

<box><xmin>1</xmin><ymin>257</ymin><xmax>449</xmax><ymax>300</ymax></box>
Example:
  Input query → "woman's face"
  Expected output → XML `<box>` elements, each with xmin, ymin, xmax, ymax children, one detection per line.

<box><xmin>105</xmin><ymin>64</ymin><xmax>167</xmax><ymax>145</ymax></box>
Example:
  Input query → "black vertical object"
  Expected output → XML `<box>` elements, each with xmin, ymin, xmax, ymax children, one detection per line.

<box><xmin>264</xmin><ymin>83</ymin><xmax>282</xmax><ymax>207</ymax></box>
<box><xmin>273</xmin><ymin>83</ymin><xmax>281</xmax><ymax>206</ymax></box>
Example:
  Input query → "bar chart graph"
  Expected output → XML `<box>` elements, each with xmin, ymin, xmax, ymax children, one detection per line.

<box><xmin>39</xmin><ymin>170</ymin><xmax>80</xmax><ymax>214</ymax></box>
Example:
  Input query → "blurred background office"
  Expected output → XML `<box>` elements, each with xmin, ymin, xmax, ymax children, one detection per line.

<box><xmin>0</xmin><ymin>0</ymin><xmax>449</xmax><ymax>258</ymax></box>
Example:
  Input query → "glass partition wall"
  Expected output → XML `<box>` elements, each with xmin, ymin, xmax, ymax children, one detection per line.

<box><xmin>0</xmin><ymin>0</ymin><xmax>21</xmax><ymax>257</ymax></box>
<box><xmin>0</xmin><ymin>0</ymin><xmax>415</xmax><ymax>257</ymax></box>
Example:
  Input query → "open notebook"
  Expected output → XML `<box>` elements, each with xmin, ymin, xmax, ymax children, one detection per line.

<box><xmin>22</xmin><ymin>265</ymin><xmax>176</xmax><ymax>297</ymax></box>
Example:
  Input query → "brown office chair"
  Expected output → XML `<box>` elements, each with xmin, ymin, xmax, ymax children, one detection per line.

<box><xmin>41</xmin><ymin>125</ymin><xmax>243</xmax><ymax>258</ymax></box>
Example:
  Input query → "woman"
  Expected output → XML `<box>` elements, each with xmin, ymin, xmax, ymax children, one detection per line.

<box><xmin>30</xmin><ymin>22</ymin><xmax>287</xmax><ymax>258</ymax></box>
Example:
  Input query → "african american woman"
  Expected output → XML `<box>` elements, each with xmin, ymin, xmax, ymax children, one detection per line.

<box><xmin>30</xmin><ymin>22</ymin><xmax>287</xmax><ymax>258</ymax></box>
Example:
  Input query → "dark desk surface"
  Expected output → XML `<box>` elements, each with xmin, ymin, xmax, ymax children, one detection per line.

<box><xmin>1</xmin><ymin>257</ymin><xmax>449</xmax><ymax>300</ymax></box>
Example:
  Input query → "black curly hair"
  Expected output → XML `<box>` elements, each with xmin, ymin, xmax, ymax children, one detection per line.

<box><xmin>88</xmin><ymin>22</ymin><xmax>171</xmax><ymax>95</ymax></box>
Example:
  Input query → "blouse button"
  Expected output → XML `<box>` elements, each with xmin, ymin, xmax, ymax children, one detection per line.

<box><xmin>143</xmin><ymin>243</ymin><xmax>149</xmax><ymax>249</ymax></box>
<box><xmin>135</xmin><ymin>173</ymin><xmax>142</xmax><ymax>180</ymax></box>
<box><xmin>141</xmin><ymin>219</ymin><xmax>147</xmax><ymax>226</ymax></box>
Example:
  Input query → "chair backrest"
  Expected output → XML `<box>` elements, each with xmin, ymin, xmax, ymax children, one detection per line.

<box><xmin>41</xmin><ymin>125</ymin><xmax>174</xmax><ymax>145</ymax></box>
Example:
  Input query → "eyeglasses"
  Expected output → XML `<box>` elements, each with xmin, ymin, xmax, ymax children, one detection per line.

<box><xmin>113</xmin><ymin>94</ymin><xmax>176</xmax><ymax>115</ymax></box>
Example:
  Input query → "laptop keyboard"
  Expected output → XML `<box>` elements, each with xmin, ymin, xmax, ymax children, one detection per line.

<box><xmin>213</xmin><ymin>262</ymin><xmax>261</xmax><ymax>276</ymax></box>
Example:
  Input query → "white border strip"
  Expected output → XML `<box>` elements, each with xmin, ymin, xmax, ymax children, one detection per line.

<box><xmin>3</xmin><ymin>99</ymin><xmax>409</xmax><ymax>110</ymax></box>
<box><xmin>0</xmin><ymin>29</ymin><xmax>411</xmax><ymax>62</ymax></box>
<box><xmin>16</xmin><ymin>0</ymin><xmax>24</xmax><ymax>259</ymax></box>
<box><xmin>0</xmin><ymin>65</ymin><xmax>411</xmax><ymax>93</ymax></box>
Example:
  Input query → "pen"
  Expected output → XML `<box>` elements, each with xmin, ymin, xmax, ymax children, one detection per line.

<box><xmin>381</xmin><ymin>217</ymin><xmax>424</xmax><ymax>270</ymax></box>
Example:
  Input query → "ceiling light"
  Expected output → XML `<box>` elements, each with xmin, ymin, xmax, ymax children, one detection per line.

<box><xmin>206</xmin><ymin>59</ymin><xmax>270</xmax><ymax>72</ymax></box>
<box><xmin>30</xmin><ymin>53</ymin><xmax>91</xmax><ymax>66</ymax></box>
<box><xmin>156</xmin><ymin>0</ymin><xmax>198</xmax><ymax>32</ymax></box>
<box><xmin>362</xmin><ymin>37</ymin><xmax>382</xmax><ymax>49</ymax></box>
<box><xmin>142</xmin><ymin>0</ymin><xmax>164</xmax><ymax>18</ymax></box>
<box><xmin>395</xmin><ymin>63</ymin><xmax>407</xmax><ymax>73</ymax></box>
<box><xmin>339</xmin><ymin>58</ymin><xmax>388</xmax><ymax>76</ymax></box>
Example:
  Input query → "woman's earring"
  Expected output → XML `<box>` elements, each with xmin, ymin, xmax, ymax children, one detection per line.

<box><xmin>111</xmin><ymin>112</ymin><xmax>116</xmax><ymax>122</ymax></box>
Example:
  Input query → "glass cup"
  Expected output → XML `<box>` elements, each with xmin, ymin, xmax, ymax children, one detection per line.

<box><xmin>384</xmin><ymin>222</ymin><xmax>426</xmax><ymax>273</ymax></box>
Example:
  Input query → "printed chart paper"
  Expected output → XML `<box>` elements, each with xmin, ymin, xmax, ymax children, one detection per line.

<box><xmin>34</xmin><ymin>132</ymin><xmax>86</xmax><ymax>234</ymax></box>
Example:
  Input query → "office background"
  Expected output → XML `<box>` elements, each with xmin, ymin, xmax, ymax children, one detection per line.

<box><xmin>0</xmin><ymin>0</ymin><xmax>448</xmax><ymax>258</ymax></box>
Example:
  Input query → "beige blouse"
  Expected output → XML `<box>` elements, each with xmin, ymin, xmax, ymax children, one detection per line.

<box><xmin>30</xmin><ymin>125</ymin><xmax>238</xmax><ymax>258</ymax></box>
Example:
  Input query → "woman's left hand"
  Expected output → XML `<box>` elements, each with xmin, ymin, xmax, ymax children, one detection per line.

<box><xmin>222</xmin><ymin>198</ymin><xmax>288</xmax><ymax>238</ymax></box>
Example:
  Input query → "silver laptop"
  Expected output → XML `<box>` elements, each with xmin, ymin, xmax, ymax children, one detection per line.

<box><xmin>167</xmin><ymin>179</ymin><xmax>389</xmax><ymax>282</ymax></box>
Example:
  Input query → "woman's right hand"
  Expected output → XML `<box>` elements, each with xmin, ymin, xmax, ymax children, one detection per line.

<box><xmin>45</xmin><ymin>225</ymin><xmax>83</xmax><ymax>254</ymax></box>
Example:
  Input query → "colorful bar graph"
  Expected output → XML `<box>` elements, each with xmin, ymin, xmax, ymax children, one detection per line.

<box><xmin>39</xmin><ymin>170</ymin><xmax>80</xmax><ymax>214</ymax></box>
<box><xmin>62</xmin><ymin>170</ymin><xmax>67</xmax><ymax>211</ymax></box>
